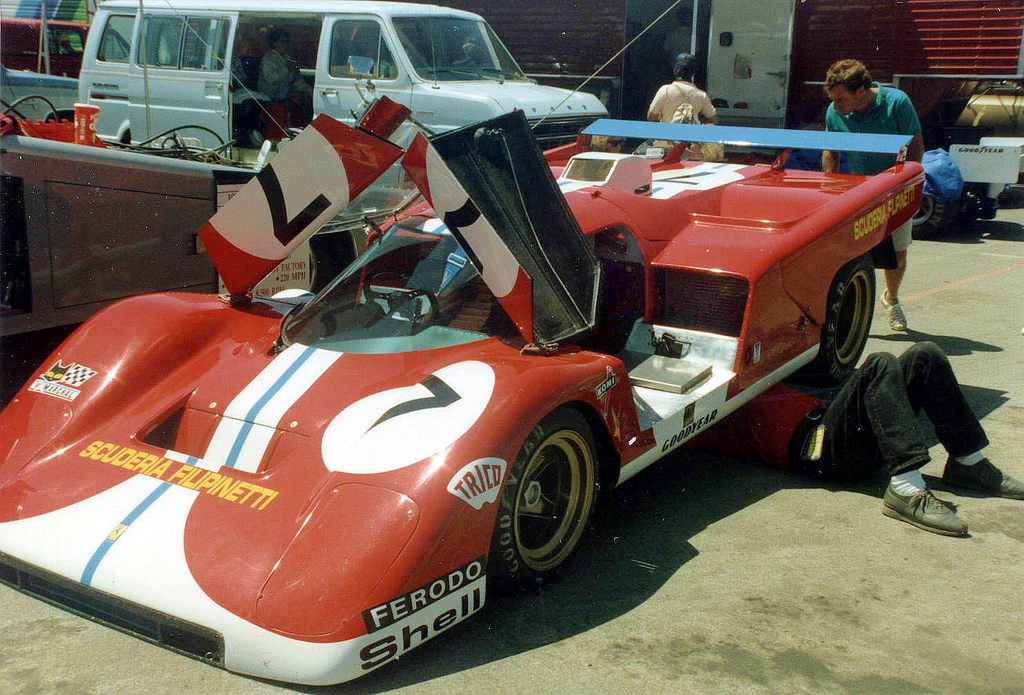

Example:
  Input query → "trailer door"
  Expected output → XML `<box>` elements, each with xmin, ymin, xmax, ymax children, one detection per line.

<box><xmin>706</xmin><ymin>0</ymin><xmax>794</xmax><ymax>128</ymax></box>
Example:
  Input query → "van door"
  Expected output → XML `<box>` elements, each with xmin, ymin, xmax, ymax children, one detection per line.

<box><xmin>79</xmin><ymin>12</ymin><xmax>137</xmax><ymax>141</ymax></box>
<box><xmin>706</xmin><ymin>0</ymin><xmax>795</xmax><ymax>128</ymax></box>
<box><xmin>315</xmin><ymin>15</ymin><xmax>412</xmax><ymax>125</ymax></box>
<box><xmin>128</xmin><ymin>12</ymin><xmax>233</xmax><ymax>147</ymax></box>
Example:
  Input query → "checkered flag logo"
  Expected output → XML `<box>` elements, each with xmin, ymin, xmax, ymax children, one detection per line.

<box><xmin>59</xmin><ymin>363</ymin><xmax>97</xmax><ymax>387</ymax></box>
<box><xmin>43</xmin><ymin>361</ymin><xmax>97</xmax><ymax>387</ymax></box>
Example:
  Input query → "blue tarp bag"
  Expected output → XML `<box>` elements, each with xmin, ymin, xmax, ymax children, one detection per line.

<box><xmin>785</xmin><ymin>148</ymin><xmax>850</xmax><ymax>173</ymax></box>
<box><xmin>921</xmin><ymin>148</ymin><xmax>964</xmax><ymax>203</ymax></box>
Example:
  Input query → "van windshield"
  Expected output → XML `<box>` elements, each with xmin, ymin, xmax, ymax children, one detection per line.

<box><xmin>392</xmin><ymin>16</ymin><xmax>528</xmax><ymax>82</ymax></box>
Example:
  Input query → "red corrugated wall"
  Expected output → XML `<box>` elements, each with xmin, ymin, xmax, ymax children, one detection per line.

<box><xmin>789</xmin><ymin>0</ymin><xmax>1023</xmax><ymax>125</ymax></box>
<box><xmin>792</xmin><ymin>0</ymin><xmax>1023</xmax><ymax>83</ymax></box>
<box><xmin>398</xmin><ymin>0</ymin><xmax>626</xmax><ymax>77</ymax></box>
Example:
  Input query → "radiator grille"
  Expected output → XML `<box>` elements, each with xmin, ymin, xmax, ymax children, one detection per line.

<box><xmin>659</xmin><ymin>271</ymin><xmax>748</xmax><ymax>337</ymax></box>
<box><xmin>528</xmin><ymin>114</ymin><xmax>600</xmax><ymax>148</ymax></box>
<box><xmin>0</xmin><ymin>553</ymin><xmax>223</xmax><ymax>664</ymax></box>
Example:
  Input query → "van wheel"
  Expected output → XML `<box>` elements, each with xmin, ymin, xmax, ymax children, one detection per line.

<box><xmin>803</xmin><ymin>254</ymin><xmax>875</xmax><ymax>385</ymax></box>
<box><xmin>912</xmin><ymin>194</ymin><xmax>959</xmax><ymax>239</ymax></box>
<box><xmin>488</xmin><ymin>408</ymin><xmax>599</xmax><ymax>592</ymax></box>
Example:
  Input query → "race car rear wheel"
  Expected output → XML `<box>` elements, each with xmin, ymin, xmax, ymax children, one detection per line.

<box><xmin>489</xmin><ymin>407</ymin><xmax>599</xmax><ymax>590</ymax></box>
<box><xmin>805</xmin><ymin>254</ymin><xmax>875</xmax><ymax>385</ymax></box>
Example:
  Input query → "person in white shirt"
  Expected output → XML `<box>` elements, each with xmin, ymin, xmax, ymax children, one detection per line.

<box><xmin>647</xmin><ymin>53</ymin><xmax>717</xmax><ymax>125</ymax></box>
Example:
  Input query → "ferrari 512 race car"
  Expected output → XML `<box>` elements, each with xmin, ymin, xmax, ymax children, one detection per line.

<box><xmin>0</xmin><ymin>108</ymin><xmax>922</xmax><ymax>685</ymax></box>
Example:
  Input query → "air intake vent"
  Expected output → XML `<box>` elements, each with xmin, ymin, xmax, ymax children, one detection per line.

<box><xmin>659</xmin><ymin>270</ymin><xmax>748</xmax><ymax>337</ymax></box>
<box><xmin>0</xmin><ymin>553</ymin><xmax>223</xmax><ymax>665</ymax></box>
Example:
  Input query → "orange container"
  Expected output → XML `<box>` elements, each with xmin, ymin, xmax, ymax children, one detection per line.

<box><xmin>73</xmin><ymin>102</ymin><xmax>101</xmax><ymax>146</ymax></box>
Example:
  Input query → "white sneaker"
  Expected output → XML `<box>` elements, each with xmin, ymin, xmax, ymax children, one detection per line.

<box><xmin>881</xmin><ymin>292</ymin><xmax>908</xmax><ymax>331</ymax></box>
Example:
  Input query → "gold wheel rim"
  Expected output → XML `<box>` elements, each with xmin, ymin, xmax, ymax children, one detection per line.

<box><xmin>513</xmin><ymin>429</ymin><xmax>595</xmax><ymax>572</ymax></box>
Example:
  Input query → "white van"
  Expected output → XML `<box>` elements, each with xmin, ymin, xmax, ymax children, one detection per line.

<box><xmin>78</xmin><ymin>0</ymin><xmax>606</xmax><ymax>150</ymax></box>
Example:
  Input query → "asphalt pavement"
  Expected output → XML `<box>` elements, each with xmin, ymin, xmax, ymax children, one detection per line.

<box><xmin>1</xmin><ymin>205</ymin><xmax>1023</xmax><ymax>695</ymax></box>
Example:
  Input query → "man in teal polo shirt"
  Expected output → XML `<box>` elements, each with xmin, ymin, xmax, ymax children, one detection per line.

<box><xmin>822</xmin><ymin>59</ymin><xmax>924</xmax><ymax>332</ymax></box>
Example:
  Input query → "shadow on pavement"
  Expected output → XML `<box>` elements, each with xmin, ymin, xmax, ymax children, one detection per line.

<box><xmin>920</xmin><ymin>219</ymin><xmax>1023</xmax><ymax>244</ymax></box>
<box><xmin>308</xmin><ymin>392</ymin><xmax>1011</xmax><ymax>692</ymax></box>
<box><xmin>867</xmin><ymin>328</ymin><xmax>1002</xmax><ymax>357</ymax></box>
<box><xmin>972</xmin><ymin>219</ymin><xmax>1024</xmax><ymax>242</ymax></box>
<box><xmin>314</xmin><ymin>450</ymin><xmax>814</xmax><ymax>694</ymax></box>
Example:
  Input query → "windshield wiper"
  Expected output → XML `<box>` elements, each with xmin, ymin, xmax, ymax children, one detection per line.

<box><xmin>423</xmin><ymin>66</ymin><xmax>503</xmax><ymax>82</ymax></box>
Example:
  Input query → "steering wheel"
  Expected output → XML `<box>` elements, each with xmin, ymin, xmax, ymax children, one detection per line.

<box><xmin>400</xmin><ymin>288</ymin><xmax>439</xmax><ymax>326</ymax></box>
<box><xmin>363</xmin><ymin>270</ymin><xmax>409</xmax><ymax>312</ymax></box>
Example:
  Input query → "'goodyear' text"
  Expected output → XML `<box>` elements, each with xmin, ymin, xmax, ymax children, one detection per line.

<box><xmin>662</xmin><ymin>408</ymin><xmax>719</xmax><ymax>452</ymax></box>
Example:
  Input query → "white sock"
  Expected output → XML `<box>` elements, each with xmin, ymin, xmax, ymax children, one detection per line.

<box><xmin>955</xmin><ymin>451</ymin><xmax>985</xmax><ymax>466</ymax></box>
<box><xmin>890</xmin><ymin>469</ymin><xmax>926</xmax><ymax>495</ymax></box>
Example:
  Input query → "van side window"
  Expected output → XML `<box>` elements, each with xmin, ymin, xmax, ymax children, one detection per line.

<box><xmin>181</xmin><ymin>18</ymin><xmax>229</xmax><ymax>71</ymax></box>
<box><xmin>141</xmin><ymin>16</ymin><xmax>183</xmax><ymax>68</ymax></box>
<box><xmin>329</xmin><ymin>20</ymin><xmax>396</xmax><ymax>80</ymax></box>
<box><xmin>97</xmin><ymin>14</ymin><xmax>134</xmax><ymax>63</ymax></box>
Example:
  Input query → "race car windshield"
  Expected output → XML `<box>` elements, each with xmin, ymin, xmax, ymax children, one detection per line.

<box><xmin>281</xmin><ymin>220</ymin><xmax>518</xmax><ymax>354</ymax></box>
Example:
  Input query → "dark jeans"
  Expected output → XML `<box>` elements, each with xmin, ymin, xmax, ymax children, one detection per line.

<box><xmin>817</xmin><ymin>342</ymin><xmax>988</xmax><ymax>481</ymax></box>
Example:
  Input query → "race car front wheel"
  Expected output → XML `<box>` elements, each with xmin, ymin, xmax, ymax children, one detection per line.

<box><xmin>805</xmin><ymin>253</ymin><xmax>875</xmax><ymax>385</ymax></box>
<box><xmin>489</xmin><ymin>407</ymin><xmax>599</xmax><ymax>591</ymax></box>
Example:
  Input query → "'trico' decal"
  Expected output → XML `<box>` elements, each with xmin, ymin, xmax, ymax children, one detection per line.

<box><xmin>447</xmin><ymin>458</ymin><xmax>506</xmax><ymax>509</ymax></box>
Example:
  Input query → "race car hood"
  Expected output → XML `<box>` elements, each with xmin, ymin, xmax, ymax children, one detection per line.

<box><xmin>400</xmin><ymin>111</ymin><xmax>601</xmax><ymax>344</ymax></box>
<box><xmin>0</xmin><ymin>309</ymin><xmax>518</xmax><ymax>646</ymax></box>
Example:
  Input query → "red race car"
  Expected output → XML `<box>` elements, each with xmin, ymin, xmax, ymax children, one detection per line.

<box><xmin>0</xmin><ymin>110</ymin><xmax>922</xmax><ymax>685</ymax></box>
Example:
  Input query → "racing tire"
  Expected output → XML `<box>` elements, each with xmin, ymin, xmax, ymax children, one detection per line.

<box><xmin>804</xmin><ymin>254</ymin><xmax>875</xmax><ymax>385</ymax></box>
<box><xmin>488</xmin><ymin>407</ymin><xmax>599</xmax><ymax>592</ymax></box>
<box><xmin>911</xmin><ymin>194</ymin><xmax>960</xmax><ymax>239</ymax></box>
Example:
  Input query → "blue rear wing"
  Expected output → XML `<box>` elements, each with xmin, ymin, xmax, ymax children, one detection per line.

<box><xmin>582</xmin><ymin>119</ymin><xmax>912</xmax><ymax>154</ymax></box>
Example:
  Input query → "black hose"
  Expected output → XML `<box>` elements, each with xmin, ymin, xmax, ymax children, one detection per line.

<box><xmin>136</xmin><ymin>124</ymin><xmax>226</xmax><ymax>147</ymax></box>
<box><xmin>1</xmin><ymin>95</ymin><xmax>60</xmax><ymax>121</ymax></box>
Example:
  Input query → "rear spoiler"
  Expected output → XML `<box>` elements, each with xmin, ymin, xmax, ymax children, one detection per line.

<box><xmin>582</xmin><ymin>119</ymin><xmax>912</xmax><ymax>155</ymax></box>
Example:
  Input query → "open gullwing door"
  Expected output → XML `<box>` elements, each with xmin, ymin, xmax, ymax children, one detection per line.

<box><xmin>400</xmin><ymin>110</ymin><xmax>600</xmax><ymax>344</ymax></box>
<box><xmin>198</xmin><ymin>114</ymin><xmax>404</xmax><ymax>296</ymax></box>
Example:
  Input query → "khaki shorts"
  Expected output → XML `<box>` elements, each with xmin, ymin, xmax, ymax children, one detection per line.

<box><xmin>891</xmin><ymin>219</ymin><xmax>913</xmax><ymax>253</ymax></box>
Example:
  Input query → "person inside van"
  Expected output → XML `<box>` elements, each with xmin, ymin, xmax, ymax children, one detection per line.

<box><xmin>231</xmin><ymin>31</ymin><xmax>269</xmax><ymax>148</ymax></box>
<box><xmin>258</xmin><ymin>27</ymin><xmax>312</xmax><ymax>137</ymax></box>
<box><xmin>453</xmin><ymin>40</ymin><xmax>484</xmax><ymax>68</ymax></box>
